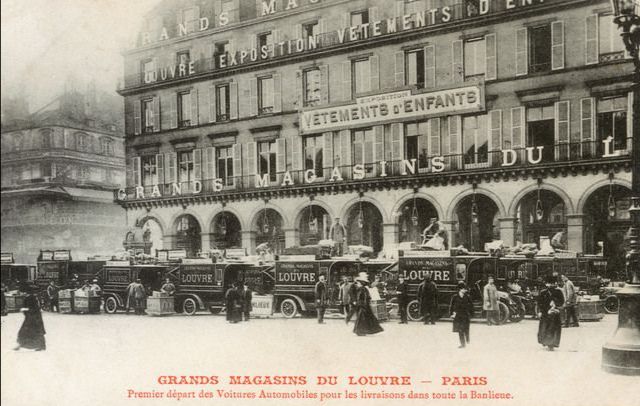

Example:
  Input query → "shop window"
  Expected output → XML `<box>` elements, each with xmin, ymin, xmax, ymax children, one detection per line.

<box><xmin>303</xmin><ymin>21</ymin><xmax>319</xmax><ymax>39</ymax></box>
<box><xmin>178</xmin><ymin>151</ymin><xmax>194</xmax><ymax>183</ymax></box>
<box><xmin>176</xmin><ymin>50</ymin><xmax>190</xmax><ymax>66</ymax></box>
<box><xmin>177</xmin><ymin>92</ymin><xmax>192</xmax><ymax>127</ymax></box>
<box><xmin>405</xmin><ymin>49</ymin><xmax>425</xmax><ymax>89</ymax></box>
<box><xmin>462</xmin><ymin>115</ymin><xmax>488</xmax><ymax>166</ymax></box>
<box><xmin>258</xmin><ymin>76</ymin><xmax>275</xmax><ymax>114</ymax></box>
<box><xmin>526</xmin><ymin>105</ymin><xmax>555</xmax><ymax>163</ymax></box>
<box><xmin>258</xmin><ymin>141</ymin><xmax>277</xmax><ymax>182</ymax></box>
<box><xmin>142</xmin><ymin>99</ymin><xmax>155</xmax><ymax>133</ymax></box>
<box><xmin>257</xmin><ymin>31</ymin><xmax>273</xmax><ymax>49</ymax></box>
<box><xmin>304</xmin><ymin>135</ymin><xmax>324</xmax><ymax>178</ymax></box>
<box><xmin>529</xmin><ymin>25</ymin><xmax>551</xmax><ymax>73</ymax></box>
<box><xmin>303</xmin><ymin>68</ymin><xmax>321</xmax><ymax>107</ymax></box>
<box><xmin>464</xmin><ymin>37</ymin><xmax>485</xmax><ymax>78</ymax></box>
<box><xmin>142</xmin><ymin>155</ymin><xmax>158</xmax><ymax>186</ymax></box>
<box><xmin>216</xmin><ymin>84</ymin><xmax>230</xmax><ymax>121</ymax></box>
<box><xmin>405</xmin><ymin>121</ymin><xmax>430</xmax><ymax>170</ymax></box>
<box><xmin>352</xmin><ymin>58</ymin><xmax>371</xmax><ymax>95</ymax></box>
<box><xmin>350</xmin><ymin>10</ymin><xmax>368</xmax><ymax>26</ymax></box>
<box><xmin>216</xmin><ymin>146</ymin><xmax>234</xmax><ymax>186</ymax></box>
<box><xmin>597</xmin><ymin>96</ymin><xmax>628</xmax><ymax>153</ymax></box>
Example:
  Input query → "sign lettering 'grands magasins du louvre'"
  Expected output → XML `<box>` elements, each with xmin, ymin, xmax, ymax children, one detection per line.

<box><xmin>299</xmin><ymin>86</ymin><xmax>484</xmax><ymax>134</ymax></box>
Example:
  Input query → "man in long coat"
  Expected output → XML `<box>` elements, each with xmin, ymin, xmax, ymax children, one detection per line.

<box><xmin>537</xmin><ymin>277</ymin><xmax>565</xmax><ymax>350</ymax></box>
<box><xmin>241</xmin><ymin>282</ymin><xmax>252</xmax><ymax>322</ymax></box>
<box><xmin>395</xmin><ymin>275</ymin><xmax>409</xmax><ymax>324</ymax></box>
<box><xmin>450</xmin><ymin>282</ymin><xmax>473</xmax><ymax>348</ymax></box>
<box><xmin>417</xmin><ymin>275</ymin><xmax>438</xmax><ymax>324</ymax></box>
<box><xmin>329</xmin><ymin>218</ymin><xmax>347</xmax><ymax>256</ymax></box>
<box><xmin>314</xmin><ymin>274</ymin><xmax>328</xmax><ymax>324</ymax></box>
<box><xmin>338</xmin><ymin>276</ymin><xmax>353</xmax><ymax>316</ymax></box>
<box><xmin>46</xmin><ymin>280</ymin><xmax>59</xmax><ymax>312</ymax></box>
<box><xmin>561</xmin><ymin>274</ymin><xmax>579</xmax><ymax>327</ymax></box>
<box><xmin>225</xmin><ymin>282</ymin><xmax>242</xmax><ymax>323</ymax></box>
<box><xmin>483</xmin><ymin>276</ymin><xmax>500</xmax><ymax>325</ymax></box>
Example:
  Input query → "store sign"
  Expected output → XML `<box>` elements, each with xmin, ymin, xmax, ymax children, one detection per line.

<box><xmin>0</xmin><ymin>253</ymin><xmax>14</xmax><ymax>264</ymax></box>
<box><xmin>275</xmin><ymin>262</ymin><xmax>318</xmax><ymax>284</ymax></box>
<box><xmin>398</xmin><ymin>257</ymin><xmax>454</xmax><ymax>283</ymax></box>
<box><xmin>300</xmin><ymin>87</ymin><xmax>484</xmax><ymax>134</ymax></box>
<box><xmin>251</xmin><ymin>295</ymin><xmax>274</xmax><ymax>316</ymax></box>
<box><xmin>143</xmin><ymin>62</ymin><xmax>196</xmax><ymax>84</ymax></box>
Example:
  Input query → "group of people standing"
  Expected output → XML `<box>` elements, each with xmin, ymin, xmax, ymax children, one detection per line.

<box><xmin>224</xmin><ymin>281</ymin><xmax>252</xmax><ymax>323</ymax></box>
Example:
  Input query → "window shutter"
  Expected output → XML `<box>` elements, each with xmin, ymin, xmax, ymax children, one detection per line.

<box><xmin>342</xmin><ymin>61</ymin><xmax>352</xmax><ymax>101</ymax></box>
<box><xmin>424</xmin><ymin>44</ymin><xmax>436</xmax><ymax>89</ymax></box>
<box><xmin>291</xmin><ymin>135</ymin><xmax>302</xmax><ymax>171</ymax></box>
<box><xmin>628</xmin><ymin>91</ymin><xmax>634</xmax><ymax>151</ymax></box>
<box><xmin>232</xmin><ymin>144</ymin><xmax>242</xmax><ymax>183</ymax></box>
<box><xmin>246</xmin><ymin>142</ymin><xmax>257</xmax><ymax>176</ymax></box>
<box><xmin>250</xmin><ymin>77</ymin><xmax>258</xmax><ymax>116</ymax></box>
<box><xmin>580</xmin><ymin>98</ymin><xmax>595</xmax><ymax>157</ymax></box>
<box><xmin>204</xmin><ymin>147</ymin><xmax>216</xmax><ymax>179</ymax></box>
<box><xmin>273</xmin><ymin>73</ymin><xmax>282</xmax><ymax>113</ymax></box>
<box><xmin>440</xmin><ymin>118</ymin><xmax>450</xmax><ymax>156</ymax></box>
<box><xmin>510</xmin><ymin>107</ymin><xmax>524</xmax><ymax>149</ymax></box>
<box><xmin>370</xmin><ymin>55</ymin><xmax>379</xmax><ymax>91</ymax></box>
<box><xmin>133</xmin><ymin>157</ymin><xmax>142</xmax><ymax>186</ymax></box>
<box><xmin>485</xmin><ymin>33</ymin><xmax>497</xmax><ymax>81</ymax></box>
<box><xmin>394</xmin><ymin>51</ymin><xmax>405</xmax><ymax>87</ymax></box>
<box><xmin>373</xmin><ymin>126</ymin><xmax>384</xmax><ymax>162</ymax></box>
<box><xmin>208</xmin><ymin>85</ymin><xmax>216</xmax><ymax>123</ymax></box>
<box><xmin>295</xmin><ymin>70</ymin><xmax>303</xmax><ymax>108</ymax></box>
<box><xmin>161</xmin><ymin>96</ymin><xmax>170</xmax><ymax>130</ymax></box>
<box><xmin>170</xmin><ymin>95</ymin><xmax>178</xmax><ymax>129</ymax></box>
<box><xmin>395</xmin><ymin>0</ymin><xmax>404</xmax><ymax>17</ymax></box>
<box><xmin>156</xmin><ymin>154</ymin><xmax>164</xmax><ymax>185</ymax></box>
<box><xmin>515</xmin><ymin>28</ymin><xmax>528</xmax><ymax>76</ymax></box>
<box><xmin>152</xmin><ymin>97</ymin><xmax>160</xmax><ymax>131</ymax></box>
<box><xmin>126</xmin><ymin>158</ymin><xmax>133</xmax><ymax>187</ymax></box>
<box><xmin>193</xmin><ymin>148</ymin><xmax>202</xmax><ymax>180</ymax></box>
<box><xmin>585</xmin><ymin>15</ymin><xmax>599</xmax><ymax>65</ymax></box>
<box><xmin>323</xmin><ymin>132</ymin><xmax>334</xmax><ymax>168</ymax></box>
<box><xmin>489</xmin><ymin>110</ymin><xmax>502</xmax><ymax>155</ymax></box>
<box><xmin>555</xmin><ymin>101</ymin><xmax>570</xmax><ymax>160</ymax></box>
<box><xmin>134</xmin><ymin>100</ymin><xmax>141</xmax><ymax>135</ymax></box>
<box><xmin>391</xmin><ymin>123</ymin><xmax>404</xmax><ymax>161</ymax></box>
<box><xmin>169</xmin><ymin>153</ymin><xmax>178</xmax><ymax>183</ymax></box>
<box><xmin>190</xmin><ymin>89</ymin><xmax>199</xmax><ymax>125</ymax></box>
<box><xmin>320</xmin><ymin>65</ymin><xmax>329</xmax><ymax>105</ymax></box>
<box><xmin>340</xmin><ymin>129</ymin><xmax>352</xmax><ymax>167</ymax></box>
<box><xmin>229</xmin><ymin>82</ymin><xmax>238</xmax><ymax>120</ymax></box>
<box><xmin>551</xmin><ymin>21</ymin><xmax>565</xmax><ymax>70</ymax></box>
<box><xmin>430</xmin><ymin>118</ymin><xmax>441</xmax><ymax>156</ymax></box>
<box><xmin>452</xmin><ymin>40</ymin><xmax>464</xmax><ymax>83</ymax></box>
<box><xmin>276</xmin><ymin>138</ymin><xmax>286</xmax><ymax>173</ymax></box>
<box><xmin>448</xmin><ymin>116</ymin><xmax>461</xmax><ymax>154</ymax></box>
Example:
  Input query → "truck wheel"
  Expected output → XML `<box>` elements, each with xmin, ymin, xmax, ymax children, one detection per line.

<box><xmin>509</xmin><ymin>303</ymin><xmax>525</xmax><ymax>323</ymax></box>
<box><xmin>604</xmin><ymin>296</ymin><xmax>619</xmax><ymax>314</ymax></box>
<box><xmin>407</xmin><ymin>300</ymin><xmax>421</xmax><ymax>321</ymax></box>
<box><xmin>183</xmin><ymin>298</ymin><xmax>198</xmax><ymax>316</ymax></box>
<box><xmin>104</xmin><ymin>297</ymin><xmax>118</xmax><ymax>314</ymax></box>
<box><xmin>498</xmin><ymin>302</ymin><xmax>510</xmax><ymax>324</ymax></box>
<box><xmin>280</xmin><ymin>299</ymin><xmax>298</xmax><ymax>318</ymax></box>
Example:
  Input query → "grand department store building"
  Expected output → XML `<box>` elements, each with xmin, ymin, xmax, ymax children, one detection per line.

<box><xmin>117</xmin><ymin>0</ymin><xmax>635</xmax><ymax>277</ymax></box>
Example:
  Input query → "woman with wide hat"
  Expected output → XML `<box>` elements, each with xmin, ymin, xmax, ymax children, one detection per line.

<box><xmin>537</xmin><ymin>276</ymin><xmax>565</xmax><ymax>351</ymax></box>
<box><xmin>14</xmin><ymin>283</ymin><xmax>46</xmax><ymax>351</ymax></box>
<box><xmin>450</xmin><ymin>282</ymin><xmax>473</xmax><ymax>348</ymax></box>
<box><xmin>353</xmin><ymin>272</ymin><xmax>384</xmax><ymax>336</ymax></box>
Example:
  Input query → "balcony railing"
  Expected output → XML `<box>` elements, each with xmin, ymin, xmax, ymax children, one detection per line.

<box><xmin>116</xmin><ymin>139</ymin><xmax>631</xmax><ymax>201</ymax></box>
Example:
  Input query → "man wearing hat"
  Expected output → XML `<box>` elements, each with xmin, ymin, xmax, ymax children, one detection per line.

<box><xmin>395</xmin><ymin>275</ymin><xmax>409</xmax><ymax>324</ymax></box>
<box><xmin>89</xmin><ymin>279</ymin><xmax>102</xmax><ymax>295</ymax></box>
<box><xmin>450</xmin><ymin>282</ymin><xmax>473</xmax><ymax>348</ymax></box>
<box><xmin>314</xmin><ymin>274</ymin><xmax>328</xmax><ymax>324</ymax></box>
<box><xmin>46</xmin><ymin>280</ymin><xmax>59</xmax><ymax>313</ymax></box>
<box><xmin>417</xmin><ymin>274</ymin><xmax>439</xmax><ymax>325</ymax></box>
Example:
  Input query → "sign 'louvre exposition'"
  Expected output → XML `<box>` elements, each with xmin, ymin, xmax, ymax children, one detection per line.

<box><xmin>299</xmin><ymin>87</ymin><xmax>484</xmax><ymax>134</ymax></box>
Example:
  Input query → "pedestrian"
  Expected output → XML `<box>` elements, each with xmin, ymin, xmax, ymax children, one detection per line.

<box><xmin>537</xmin><ymin>276</ymin><xmax>565</xmax><ymax>351</ymax></box>
<box><xmin>241</xmin><ymin>282</ymin><xmax>252</xmax><ymax>322</ymax></box>
<box><xmin>329</xmin><ymin>218</ymin><xmax>347</xmax><ymax>256</ymax></box>
<box><xmin>338</xmin><ymin>276</ymin><xmax>350</xmax><ymax>315</ymax></box>
<box><xmin>353</xmin><ymin>272</ymin><xmax>384</xmax><ymax>336</ymax></box>
<box><xmin>89</xmin><ymin>279</ymin><xmax>102</xmax><ymax>296</ymax></box>
<box><xmin>371</xmin><ymin>275</ymin><xmax>385</xmax><ymax>296</ymax></box>
<box><xmin>450</xmin><ymin>282</ymin><xmax>473</xmax><ymax>349</ymax></box>
<box><xmin>417</xmin><ymin>275</ymin><xmax>438</xmax><ymax>324</ymax></box>
<box><xmin>46</xmin><ymin>280</ymin><xmax>59</xmax><ymax>312</ymax></box>
<box><xmin>126</xmin><ymin>279</ymin><xmax>146</xmax><ymax>315</ymax></box>
<box><xmin>561</xmin><ymin>275</ymin><xmax>579</xmax><ymax>327</ymax></box>
<box><xmin>225</xmin><ymin>282</ymin><xmax>242</xmax><ymax>323</ymax></box>
<box><xmin>315</xmin><ymin>274</ymin><xmax>328</xmax><ymax>324</ymax></box>
<box><xmin>125</xmin><ymin>280</ymin><xmax>136</xmax><ymax>314</ymax></box>
<box><xmin>395</xmin><ymin>275</ymin><xmax>409</xmax><ymax>324</ymax></box>
<box><xmin>483</xmin><ymin>275</ymin><xmax>500</xmax><ymax>325</ymax></box>
<box><xmin>345</xmin><ymin>277</ymin><xmax>358</xmax><ymax>324</ymax></box>
<box><xmin>161</xmin><ymin>278</ymin><xmax>176</xmax><ymax>296</ymax></box>
<box><xmin>14</xmin><ymin>284</ymin><xmax>46</xmax><ymax>351</ymax></box>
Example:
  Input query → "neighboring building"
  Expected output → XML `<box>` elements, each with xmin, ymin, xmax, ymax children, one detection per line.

<box><xmin>1</xmin><ymin>90</ymin><xmax>127</xmax><ymax>264</ymax></box>
<box><xmin>117</xmin><ymin>0</ymin><xmax>633</xmax><ymax>278</ymax></box>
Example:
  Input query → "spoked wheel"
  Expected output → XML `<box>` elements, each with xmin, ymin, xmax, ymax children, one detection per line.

<box><xmin>407</xmin><ymin>300</ymin><xmax>421</xmax><ymax>321</ymax></box>
<box><xmin>280</xmin><ymin>298</ymin><xmax>298</xmax><ymax>318</ymax></box>
<box><xmin>509</xmin><ymin>303</ymin><xmax>525</xmax><ymax>323</ymax></box>
<box><xmin>604</xmin><ymin>296</ymin><xmax>619</xmax><ymax>314</ymax></box>
<box><xmin>182</xmin><ymin>298</ymin><xmax>198</xmax><ymax>316</ymax></box>
<box><xmin>497</xmin><ymin>302</ymin><xmax>510</xmax><ymax>324</ymax></box>
<box><xmin>104</xmin><ymin>297</ymin><xmax>118</xmax><ymax>314</ymax></box>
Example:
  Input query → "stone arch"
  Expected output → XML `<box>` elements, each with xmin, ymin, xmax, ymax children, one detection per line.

<box><xmin>292</xmin><ymin>198</ymin><xmax>336</xmax><ymax>229</ymax></box>
<box><xmin>204</xmin><ymin>206</ymin><xmax>247</xmax><ymax>234</ymax></box>
<box><xmin>576</xmin><ymin>177</ymin><xmax>632</xmax><ymax>215</ymax></box>
<box><xmin>446</xmin><ymin>187</ymin><xmax>507</xmax><ymax>221</ymax></box>
<box><xmin>339</xmin><ymin>195</ymin><xmax>389</xmax><ymax>223</ymax></box>
<box><xmin>391</xmin><ymin>192</ymin><xmax>445</xmax><ymax>223</ymax></box>
<box><xmin>168</xmin><ymin>210</ymin><xmax>206</xmax><ymax>234</ymax></box>
<box><xmin>507</xmin><ymin>182</ymin><xmax>575</xmax><ymax>218</ymax></box>
<box><xmin>248</xmin><ymin>202</ymin><xmax>290</xmax><ymax>231</ymax></box>
<box><xmin>135</xmin><ymin>213</ymin><xmax>167</xmax><ymax>235</ymax></box>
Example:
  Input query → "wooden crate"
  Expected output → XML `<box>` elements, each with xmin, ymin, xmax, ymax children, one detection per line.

<box><xmin>74</xmin><ymin>296</ymin><xmax>101</xmax><ymax>314</ymax></box>
<box><xmin>59</xmin><ymin>297</ymin><xmax>74</xmax><ymax>314</ymax></box>
<box><xmin>578</xmin><ymin>296</ymin><xmax>604</xmax><ymax>321</ymax></box>
<box><xmin>146</xmin><ymin>296</ymin><xmax>175</xmax><ymax>316</ymax></box>
<box><xmin>370</xmin><ymin>299</ymin><xmax>388</xmax><ymax>322</ymax></box>
<box><xmin>5</xmin><ymin>295</ymin><xmax>25</xmax><ymax>312</ymax></box>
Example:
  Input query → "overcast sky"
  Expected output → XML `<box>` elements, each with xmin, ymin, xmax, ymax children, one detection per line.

<box><xmin>1</xmin><ymin>0</ymin><xmax>159</xmax><ymax>112</ymax></box>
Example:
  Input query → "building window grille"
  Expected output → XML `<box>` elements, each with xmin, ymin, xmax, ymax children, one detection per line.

<box><xmin>597</xmin><ymin>96</ymin><xmax>628</xmax><ymax>153</ymax></box>
<box><xmin>598</xmin><ymin>14</ymin><xmax>626</xmax><ymax>62</ymax></box>
<box><xmin>462</xmin><ymin>115</ymin><xmax>489</xmax><ymax>166</ymax></box>
<box><xmin>352</xmin><ymin>128</ymin><xmax>375</xmax><ymax>172</ymax></box>
<box><xmin>405</xmin><ymin>121</ymin><xmax>430</xmax><ymax>170</ymax></box>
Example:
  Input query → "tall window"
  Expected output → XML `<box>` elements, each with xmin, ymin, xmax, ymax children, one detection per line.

<box><xmin>141</xmin><ymin>59</ymin><xmax>156</xmax><ymax>83</ymax></box>
<box><xmin>462</xmin><ymin>115</ymin><xmax>488</xmax><ymax>166</ymax></box>
<box><xmin>101</xmin><ymin>138</ymin><xmax>114</xmax><ymax>156</ymax></box>
<box><xmin>257</xmin><ymin>31</ymin><xmax>273</xmax><ymax>49</ymax></box>
<box><xmin>142</xmin><ymin>99</ymin><xmax>155</xmax><ymax>132</ymax></box>
<box><xmin>529</xmin><ymin>25</ymin><xmax>551</xmax><ymax>73</ymax></box>
<box><xmin>303</xmin><ymin>21</ymin><xmax>319</xmax><ymax>39</ymax></box>
<box><xmin>258</xmin><ymin>141</ymin><xmax>277</xmax><ymax>182</ymax></box>
<box><xmin>142</xmin><ymin>155</ymin><xmax>157</xmax><ymax>186</ymax></box>
<box><xmin>304</xmin><ymin>135</ymin><xmax>324</xmax><ymax>178</ymax></box>
<box><xmin>217</xmin><ymin>146</ymin><xmax>234</xmax><ymax>186</ymax></box>
<box><xmin>352</xmin><ymin>58</ymin><xmax>370</xmax><ymax>95</ymax></box>
<box><xmin>527</xmin><ymin>105</ymin><xmax>555</xmax><ymax>163</ymax></box>
<box><xmin>181</xmin><ymin>7</ymin><xmax>197</xmax><ymax>31</ymax></box>
<box><xmin>221</xmin><ymin>0</ymin><xmax>236</xmax><ymax>23</ymax></box>
<box><xmin>216</xmin><ymin>84</ymin><xmax>230</xmax><ymax>121</ymax></box>
<box><xmin>40</xmin><ymin>129</ymin><xmax>52</xmax><ymax>149</ymax></box>
<box><xmin>405</xmin><ymin>121</ymin><xmax>429</xmax><ymax>169</ymax></box>
<box><xmin>406</xmin><ymin>49</ymin><xmax>425</xmax><ymax>88</ymax></box>
<box><xmin>464</xmin><ymin>38</ymin><xmax>485</xmax><ymax>78</ymax></box>
<box><xmin>352</xmin><ymin>128</ymin><xmax>374</xmax><ymax>171</ymax></box>
<box><xmin>599</xmin><ymin>14</ymin><xmax>626</xmax><ymax>58</ymax></box>
<box><xmin>598</xmin><ymin>96</ymin><xmax>628</xmax><ymax>152</ymax></box>
<box><xmin>178</xmin><ymin>92</ymin><xmax>191</xmax><ymax>127</ymax></box>
<box><xmin>303</xmin><ymin>68</ymin><xmax>321</xmax><ymax>107</ymax></box>
<box><xmin>76</xmin><ymin>133</ymin><xmax>91</xmax><ymax>152</ymax></box>
<box><xmin>258</xmin><ymin>76</ymin><xmax>275</xmax><ymax>114</ymax></box>
<box><xmin>214</xmin><ymin>41</ymin><xmax>230</xmax><ymax>68</ymax></box>
<box><xmin>176</xmin><ymin>50</ymin><xmax>190</xmax><ymax>66</ymax></box>
<box><xmin>350</xmin><ymin>10</ymin><xmax>368</xmax><ymax>26</ymax></box>
<box><xmin>178</xmin><ymin>151</ymin><xmax>194</xmax><ymax>183</ymax></box>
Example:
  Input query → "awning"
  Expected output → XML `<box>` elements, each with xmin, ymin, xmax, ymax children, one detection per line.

<box><xmin>1</xmin><ymin>186</ymin><xmax>67</xmax><ymax>197</ymax></box>
<box><xmin>62</xmin><ymin>187</ymin><xmax>114</xmax><ymax>202</ymax></box>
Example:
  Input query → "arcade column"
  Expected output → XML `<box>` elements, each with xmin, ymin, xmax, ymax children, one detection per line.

<box><xmin>498</xmin><ymin>217</ymin><xmax>517</xmax><ymax>247</ymax></box>
<box><xmin>163</xmin><ymin>235</ymin><xmax>175</xmax><ymax>250</ymax></box>
<box><xmin>284</xmin><ymin>228</ymin><xmax>300</xmax><ymax>248</ymax></box>
<box><xmin>440</xmin><ymin>220</ymin><xmax>457</xmax><ymax>248</ymax></box>
<box><xmin>241</xmin><ymin>231</ymin><xmax>257</xmax><ymax>254</ymax></box>
<box><xmin>200</xmin><ymin>233</ymin><xmax>211</xmax><ymax>252</ymax></box>
<box><xmin>382</xmin><ymin>223</ymin><xmax>399</xmax><ymax>249</ymax></box>
<box><xmin>566</xmin><ymin>214</ymin><xmax>585</xmax><ymax>253</ymax></box>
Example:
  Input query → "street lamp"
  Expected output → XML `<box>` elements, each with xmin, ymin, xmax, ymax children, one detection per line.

<box><xmin>602</xmin><ymin>0</ymin><xmax>640</xmax><ymax>376</ymax></box>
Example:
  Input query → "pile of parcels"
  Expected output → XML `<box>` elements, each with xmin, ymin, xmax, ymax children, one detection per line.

<box><xmin>484</xmin><ymin>240</ymin><xmax>575</xmax><ymax>258</ymax></box>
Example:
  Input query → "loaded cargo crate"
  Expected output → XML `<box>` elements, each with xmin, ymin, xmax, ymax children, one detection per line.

<box><xmin>59</xmin><ymin>289</ymin><xmax>74</xmax><ymax>313</ymax></box>
<box><xmin>5</xmin><ymin>293</ymin><xmax>25</xmax><ymax>312</ymax></box>
<box><xmin>146</xmin><ymin>291</ymin><xmax>175</xmax><ymax>316</ymax></box>
<box><xmin>370</xmin><ymin>299</ymin><xmax>388</xmax><ymax>322</ymax></box>
<box><xmin>73</xmin><ymin>290</ymin><xmax>101</xmax><ymax>314</ymax></box>
<box><xmin>578</xmin><ymin>295</ymin><xmax>604</xmax><ymax>321</ymax></box>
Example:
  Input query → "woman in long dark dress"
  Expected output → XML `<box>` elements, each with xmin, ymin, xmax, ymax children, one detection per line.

<box><xmin>225</xmin><ymin>282</ymin><xmax>242</xmax><ymax>323</ymax></box>
<box><xmin>15</xmin><ymin>286</ymin><xmax>46</xmax><ymax>351</ymax></box>
<box><xmin>537</xmin><ymin>277</ymin><xmax>565</xmax><ymax>351</ymax></box>
<box><xmin>353</xmin><ymin>273</ymin><xmax>384</xmax><ymax>336</ymax></box>
<box><xmin>450</xmin><ymin>282</ymin><xmax>474</xmax><ymax>348</ymax></box>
